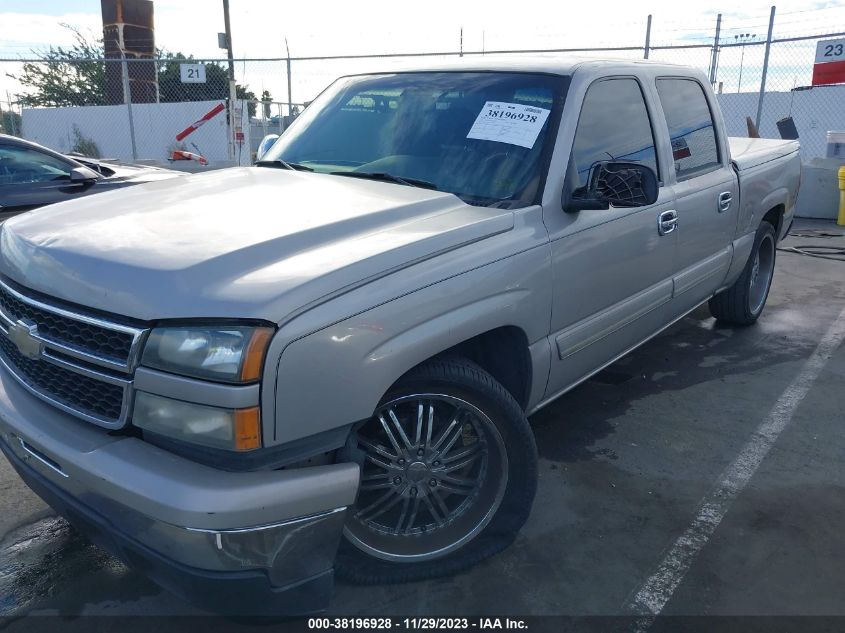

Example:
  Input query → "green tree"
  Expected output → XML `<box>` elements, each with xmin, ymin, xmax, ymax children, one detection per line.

<box><xmin>9</xmin><ymin>25</ymin><xmax>106</xmax><ymax>107</ymax></box>
<box><xmin>261</xmin><ymin>89</ymin><xmax>272</xmax><ymax>118</ymax></box>
<box><xmin>0</xmin><ymin>110</ymin><xmax>22</xmax><ymax>136</ymax></box>
<box><xmin>9</xmin><ymin>26</ymin><xmax>267</xmax><ymax>116</ymax></box>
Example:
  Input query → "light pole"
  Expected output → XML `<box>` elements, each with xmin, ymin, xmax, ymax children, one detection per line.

<box><xmin>222</xmin><ymin>0</ymin><xmax>236</xmax><ymax>161</ymax></box>
<box><xmin>735</xmin><ymin>33</ymin><xmax>757</xmax><ymax>93</ymax></box>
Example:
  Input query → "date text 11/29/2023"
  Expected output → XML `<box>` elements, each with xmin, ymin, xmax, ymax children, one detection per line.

<box><xmin>307</xmin><ymin>618</ymin><xmax>529</xmax><ymax>630</ymax></box>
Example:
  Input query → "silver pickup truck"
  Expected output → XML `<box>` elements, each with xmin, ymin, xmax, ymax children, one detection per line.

<box><xmin>0</xmin><ymin>58</ymin><xmax>800</xmax><ymax>614</ymax></box>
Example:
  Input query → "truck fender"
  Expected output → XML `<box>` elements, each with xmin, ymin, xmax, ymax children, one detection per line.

<box><xmin>723</xmin><ymin>187</ymin><xmax>788</xmax><ymax>289</ymax></box>
<box><xmin>757</xmin><ymin>187</ymin><xmax>789</xmax><ymax>233</ymax></box>
<box><xmin>271</xmin><ymin>250</ymin><xmax>551</xmax><ymax>445</ymax></box>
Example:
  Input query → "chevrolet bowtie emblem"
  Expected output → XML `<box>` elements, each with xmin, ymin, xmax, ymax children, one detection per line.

<box><xmin>8</xmin><ymin>319</ymin><xmax>43</xmax><ymax>360</ymax></box>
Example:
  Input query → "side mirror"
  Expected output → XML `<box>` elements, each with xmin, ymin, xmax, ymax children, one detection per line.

<box><xmin>565</xmin><ymin>161</ymin><xmax>658</xmax><ymax>212</ymax></box>
<box><xmin>69</xmin><ymin>166</ymin><xmax>100</xmax><ymax>183</ymax></box>
<box><xmin>255</xmin><ymin>134</ymin><xmax>280</xmax><ymax>161</ymax></box>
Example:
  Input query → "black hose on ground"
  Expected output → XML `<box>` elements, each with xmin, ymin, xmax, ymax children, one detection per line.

<box><xmin>777</xmin><ymin>229</ymin><xmax>845</xmax><ymax>262</ymax></box>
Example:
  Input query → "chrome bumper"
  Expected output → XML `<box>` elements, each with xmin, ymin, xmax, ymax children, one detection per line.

<box><xmin>0</xmin><ymin>367</ymin><xmax>359</xmax><ymax>612</ymax></box>
<box><xmin>139</xmin><ymin>506</ymin><xmax>348</xmax><ymax>586</ymax></box>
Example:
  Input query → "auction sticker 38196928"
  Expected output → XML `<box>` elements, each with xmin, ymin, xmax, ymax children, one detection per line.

<box><xmin>466</xmin><ymin>101</ymin><xmax>551</xmax><ymax>149</ymax></box>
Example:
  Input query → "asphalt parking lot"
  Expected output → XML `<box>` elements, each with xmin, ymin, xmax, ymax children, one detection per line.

<box><xmin>1</xmin><ymin>218</ymin><xmax>844</xmax><ymax>621</ymax></box>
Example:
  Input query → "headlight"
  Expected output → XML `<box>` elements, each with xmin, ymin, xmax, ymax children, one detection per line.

<box><xmin>141</xmin><ymin>325</ymin><xmax>273</xmax><ymax>383</ymax></box>
<box><xmin>133</xmin><ymin>391</ymin><xmax>261</xmax><ymax>451</ymax></box>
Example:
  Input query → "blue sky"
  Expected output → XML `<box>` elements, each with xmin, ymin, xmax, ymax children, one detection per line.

<box><xmin>9</xmin><ymin>0</ymin><xmax>96</xmax><ymax>14</ymax></box>
<box><xmin>4</xmin><ymin>0</ymin><xmax>845</xmax><ymax>59</ymax></box>
<box><xmin>1</xmin><ymin>0</ymin><xmax>844</xmax><ymax>104</ymax></box>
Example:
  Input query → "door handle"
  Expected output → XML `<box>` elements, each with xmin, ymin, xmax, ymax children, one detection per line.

<box><xmin>718</xmin><ymin>191</ymin><xmax>732</xmax><ymax>213</ymax></box>
<box><xmin>658</xmin><ymin>210</ymin><xmax>678</xmax><ymax>236</ymax></box>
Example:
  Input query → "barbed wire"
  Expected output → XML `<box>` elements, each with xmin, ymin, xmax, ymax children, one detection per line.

<box><xmin>2</xmin><ymin>9</ymin><xmax>844</xmax><ymax>161</ymax></box>
<box><xmin>3</xmin><ymin>4</ymin><xmax>845</xmax><ymax>58</ymax></box>
<box><xmin>2</xmin><ymin>27</ymin><xmax>842</xmax><ymax>64</ymax></box>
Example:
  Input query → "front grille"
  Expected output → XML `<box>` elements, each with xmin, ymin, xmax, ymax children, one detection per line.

<box><xmin>0</xmin><ymin>278</ymin><xmax>147</xmax><ymax>428</ymax></box>
<box><xmin>0</xmin><ymin>284</ymin><xmax>134</xmax><ymax>364</ymax></box>
<box><xmin>0</xmin><ymin>332</ymin><xmax>124</xmax><ymax>421</ymax></box>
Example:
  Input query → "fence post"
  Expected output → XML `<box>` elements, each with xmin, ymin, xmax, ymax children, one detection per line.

<box><xmin>644</xmin><ymin>15</ymin><xmax>652</xmax><ymax>59</ymax></box>
<box><xmin>261</xmin><ymin>102</ymin><xmax>268</xmax><ymax>140</ymax></box>
<box><xmin>3</xmin><ymin>92</ymin><xmax>17</xmax><ymax>136</ymax></box>
<box><xmin>709</xmin><ymin>14</ymin><xmax>722</xmax><ymax>86</ymax></box>
<box><xmin>755</xmin><ymin>6</ymin><xmax>777</xmax><ymax>132</ymax></box>
<box><xmin>285</xmin><ymin>38</ymin><xmax>293</xmax><ymax>118</ymax></box>
<box><xmin>120</xmin><ymin>55</ymin><xmax>139</xmax><ymax>162</ymax></box>
<box><xmin>287</xmin><ymin>58</ymin><xmax>293</xmax><ymax>117</ymax></box>
<box><xmin>228</xmin><ymin>79</ymin><xmax>238</xmax><ymax>163</ymax></box>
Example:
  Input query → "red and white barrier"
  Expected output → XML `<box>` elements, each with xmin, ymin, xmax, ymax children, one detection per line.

<box><xmin>169</xmin><ymin>150</ymin><xmax>208</xmax><ymax>165</ymax></box>
<box><xmin>175</xmin><ymin>102</ymin><xmax>225</xmax><ymax>141</ymax></box>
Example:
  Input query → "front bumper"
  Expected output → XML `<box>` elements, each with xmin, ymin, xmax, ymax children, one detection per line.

<box><xmin>0</xmin><ymin>369</ymin><xmax>360</xmax><ymax>615</ymax></box>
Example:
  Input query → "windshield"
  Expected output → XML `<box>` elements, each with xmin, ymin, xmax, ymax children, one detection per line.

<box><xmin>264</xmin><ymin>71</ymin><xmax>567</xmax><ymax>207</ymax></box>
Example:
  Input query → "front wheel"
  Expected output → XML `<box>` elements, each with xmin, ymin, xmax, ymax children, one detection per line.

<box><xmin>335</xmin><ymin>357</ymin><xmax>538</xmax><ymax>584</ymax></box>
<box><xmin>709</xmin><ymin>221</ymin><xmax>777</xmax><ymax>325</ymax></box>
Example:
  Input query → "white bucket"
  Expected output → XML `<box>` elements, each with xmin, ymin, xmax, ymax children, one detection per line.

<box><xmin>826</xmin><ymin>131</ymin><xmax>845</xmax><ymax>158</ymax></box>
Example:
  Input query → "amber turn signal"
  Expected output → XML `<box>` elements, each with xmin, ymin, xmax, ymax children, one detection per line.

<box><xmin>240</xmin><ymin>327</ymin><xmax>274</xmax><ymax>382</ymax></box>
<box><xmin>234</xmin><ymin>407</ymin><xmax>262</xmax><ymax>451</ymax></box>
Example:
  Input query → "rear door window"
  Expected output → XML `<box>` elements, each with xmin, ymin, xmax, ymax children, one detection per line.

<box><xmin>655</xmin><ymin>78</ymin><xmax>721</xmax><ymax>180</ymax></box>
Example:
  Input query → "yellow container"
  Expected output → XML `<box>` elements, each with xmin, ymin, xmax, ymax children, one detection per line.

<box><xmin>839</xmin><ymin>166</ymin><xmax>845</xmax><ymax>226</ymax></box>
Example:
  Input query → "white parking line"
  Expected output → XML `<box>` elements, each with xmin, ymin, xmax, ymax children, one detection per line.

<box><xmin>628</xmin><ymin>303</ymin><xmax>845</xmax><ymax>619</ymax></box>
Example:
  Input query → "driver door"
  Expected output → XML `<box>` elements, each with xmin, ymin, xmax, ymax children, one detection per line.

<box><xmin>543</xmin><ymin>76</ymin><xmax>677</xmax><ymax>398</ymax></box>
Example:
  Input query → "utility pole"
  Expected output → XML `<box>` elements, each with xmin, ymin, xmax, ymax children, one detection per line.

<box><xmin>709</xmin><ymin>14</ymin><xmax>722</xmax><ymax>87</ymax></box>
<box><xmin>223</xmin><ymin>0</ymin><xmax>235</xmax><ymax>82</ymax></box>
<box><xmin>223</xmin><ymin>0</ymin><xmax>236</xmax><ymax>162</ymax></box>
<box><xmin>755</xmin><ymin>6</ymin><xmax>777</xmax><ymax>132</ymax></box>
<box><xmin>286</xmin><ymin>38</ymin><xmax>292</xmax><ymax>119</ymax></box>
<box><xmin>120</xmin><ymin>51</ymin><xmax>138</xmax><ymax>161</ymax></box>
<box><xmin>644</xmin><ymin>14</ymin><xmax>652</xmax><ymax>59</ymax></box>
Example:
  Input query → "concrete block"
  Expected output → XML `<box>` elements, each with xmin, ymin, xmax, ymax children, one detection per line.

<box><xmin>795</xmin><ymin>158</ymin><xmax>845</xmax><ymax>219</ymax></box>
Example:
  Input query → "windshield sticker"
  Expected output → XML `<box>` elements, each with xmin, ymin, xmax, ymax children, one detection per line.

<box><xmin>466</xmin><ymin>101</ymin><xmax>551</xmax><ymax>149</ymax></box>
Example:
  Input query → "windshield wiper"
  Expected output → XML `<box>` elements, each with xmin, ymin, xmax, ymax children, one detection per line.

<box><xmin>329</xmin><ymin>171</ymin><xmax>437</xmax><ymax>190</ymax></box>
<box><xmin>255</xmin><ymin>159</ymin><xmax>313</xmax><ymax>171</ymax></box>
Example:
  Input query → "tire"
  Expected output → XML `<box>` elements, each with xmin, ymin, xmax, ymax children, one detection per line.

<box><xmin>335</xmin><ymin>357</ymin><xmax>538</xmax><ymax>584</ymax></box>
<box><xmin>708</xmin><ymin>220</ymin><xmax>777</xmax><ymax>325</ymax></box>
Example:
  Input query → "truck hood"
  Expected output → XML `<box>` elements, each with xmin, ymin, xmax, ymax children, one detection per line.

<box><xmin>0</xmin><ymin>168</ymin><xmax>513</xmax><ymax>322</ymax></box>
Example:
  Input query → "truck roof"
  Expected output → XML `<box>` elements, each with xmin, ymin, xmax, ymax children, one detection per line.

<box><xmin>344</xmin><ymin>55</ymin><xmax>692</xmax><ymax>78</ymax></box>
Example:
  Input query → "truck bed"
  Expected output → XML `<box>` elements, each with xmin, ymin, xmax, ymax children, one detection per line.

<box><xmin>729</xmin><ymin>137</ymin><xmax>800</xmax><ymax>171</ymax></box>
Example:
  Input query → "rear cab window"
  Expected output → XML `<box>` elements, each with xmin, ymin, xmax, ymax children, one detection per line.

<box><xmin>655</xmin><ymin>78</ymin><xmax>721</xmax><ymax>181</ymax></box>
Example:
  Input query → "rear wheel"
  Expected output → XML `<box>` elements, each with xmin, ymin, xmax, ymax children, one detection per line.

<box><xmin>335</xmin><ymin>357</ymin><xmax>537</xmax><ymax>584</ymax></box>
<box><xmin>709</xmin><ymin>221</ymin><xmax>777</xmax><ymax>325</ymax></box>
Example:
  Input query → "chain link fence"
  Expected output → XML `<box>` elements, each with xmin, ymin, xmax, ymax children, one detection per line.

<box><xmin>1</xmin><ymin>11</ymin><xmax>843</xmax><ymax>167</ymax></box>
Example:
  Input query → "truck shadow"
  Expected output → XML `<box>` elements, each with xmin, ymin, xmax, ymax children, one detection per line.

<box><xmin>529</xmin><ymin>305</ymin><xmax>817</xmax><ymax>464</ymax></box>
